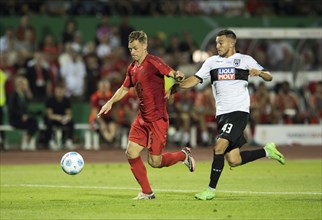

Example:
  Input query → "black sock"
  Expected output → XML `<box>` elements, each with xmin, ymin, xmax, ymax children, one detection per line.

<box><xmin>209</xmin><ymin>154</ymin><xmax>224</xmax><ymax>189</ymax></box>
<box><xmin>240</xmin><ymin>149</ymin><xmax>266</xmax><ymax>165</ymax></box>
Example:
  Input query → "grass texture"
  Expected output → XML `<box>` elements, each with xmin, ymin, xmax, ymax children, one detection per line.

<box><xmin>1</xmin><ymin>159</ymin><xmax>321</xmax><ymax>220</ymax></box>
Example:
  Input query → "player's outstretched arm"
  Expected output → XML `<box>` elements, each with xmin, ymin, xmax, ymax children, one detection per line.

<box><xmin>249</xmin><ymin>69</ymin><xmax>273</xmax><ymax>81</ymax></box>
<box><xmin>167</xmin><ymin>75</ymin><xmax>201</xmax><ymax>97</ymax></box>
<box><xmin>179</xmin><ymin>76</ymin><xmax>201</xmax><ymax>89</ymax></box>
<box><xmin>97</xmin><ymin>86</ymin><xmax>129</xmax><ymax>118</ymax></box>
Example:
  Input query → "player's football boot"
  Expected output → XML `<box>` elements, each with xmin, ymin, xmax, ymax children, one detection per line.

<box><xmin>264</xmin><ymin>142</ymin><xmax>285</xmax><ymax>165</ymax></box>
<box><xmin>132</xmin><ymin>192</ymin><xmax>155</xmax><ymax>200</ymax></box>
<box><xmin>181</xmin><ymin>147</ymin><xmax>196</xmax><ymax>172</ymax></box>
<box><xmin>195</xmin><ymin>188</ymin><xmax>215</xmax><ymax>200</ymax></box>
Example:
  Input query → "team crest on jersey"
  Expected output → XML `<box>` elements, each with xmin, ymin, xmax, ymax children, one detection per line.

<box><xmin>233</xmin><ymin>59</ymin><xmax>240</xmax><ymax>67</ymax></box>
<box><xmin>218</xmin><ymin>67</ymin><xmax>235</xmax><ymax>80</ymax></box>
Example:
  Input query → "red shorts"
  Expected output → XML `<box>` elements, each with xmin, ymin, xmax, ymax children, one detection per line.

<box><xmin>128</xmin><ymin>114</ymin><xmax>169</xmax><ymax>155</ymax></box>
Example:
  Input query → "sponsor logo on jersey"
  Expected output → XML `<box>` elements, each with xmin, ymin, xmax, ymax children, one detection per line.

<box><xmin>234</xmin><ymin>59</ymin><xmax>240</xmax><ymax>67</ymax></box>
<box><xmin>218</xmin><ymin>67</ymin><xmax>235</xmax><ymax>80</ymax></box>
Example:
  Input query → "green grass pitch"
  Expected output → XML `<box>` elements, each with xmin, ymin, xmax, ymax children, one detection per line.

<box><xmin>1</xmin><ymin>160</ymin><xmax>321</xmax><ymax>220</ymax></box>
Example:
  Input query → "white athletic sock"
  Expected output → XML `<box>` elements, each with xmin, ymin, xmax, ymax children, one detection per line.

<box><xmin>264</xmin><ymin>149</ymin><xmax>269</xmax><ymax>157</ymax></box>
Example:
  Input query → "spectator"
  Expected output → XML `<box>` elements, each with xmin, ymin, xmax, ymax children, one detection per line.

<box><xmin>89</xmin><ymin>80</ymin><xmax>118</xmax><ymax>145</ymax></box>
<box><xmin>251</xmin><ymin>41</ymin><xmax>269</xmax><ymax>70</ymax></box>
<box><xmin>250</xmin><ymin>82</ymin><xmax>277</xmax><ymax>142</ymax></box>
<box><xmin>274</xmin><ymin>81</ymin><xmax>302</xmax><ymax>124</ymax></box>
<box><xmin>0</xmin><ymin>69</ymin><xmax>7</xmax><ymax>150</ymax></box>
<box><xmin>62</xmin><ymin>19</ymin><xmax>77</xmax><ymax>44</ymax></box>
<box><xmin>192</xmin><ymin>86</ymin><xmax>216</xmax><ymax>146</ymax></box>
<box><xmin>40</xmin><ymin>33</ymin><xmax>60</xmax><ymax>55</ymax></box>
<box><xmin>82</xmin><ymin>41</ymin><xmax>96</xmax><ymax>57</ymax></box>
<box><xmin>8</xmin><ymin>76</ymin><xmax>38</xmax><ymax>151</ymax></box>
<box><xmin>100</xmin><ymin>47</ymin><xmax>127</xmax><ymax>91</ymax></box>
<box><xmin>60</xmin><ymin>43</ymin><xmax>86</xmax><ymax>100</ymax></box>
<box><xmin>40</xmin><ymin>33</ymin><xmax>61</xmax><ymax>95</ymax></box>
<box><xmin>95</xmin><ymin>16</ymin><xmax>112</xmax><ymax>45</ymax></box>
<box><xmin>72</xmin><ymin>31</ymin><xmax>84</xmax><ymax>54</ymax></box>
<box><xmin>118</xmin><ymin>16</ymin><xmax>135</xmax><ymax>51</ymax></box>
<box><xmin>95</xmin><ymin>17</ymin><xmax>119</xmax><ymax>49</ymax></box>
<box><xmin>44</xmin><ymin>82</ymin><xmax>75</xmax><ymax>151</ymax></box>
<box><xmin>19</xmin><ymin>27</ymin><xmax>37</xmax><ymax>61</ymax></box>
<box><xmin>267</xmin><ymin>39</ymin><xmax>294</xmax><ymax>71</ymax></box>
<box><xmin>172</xmin><ymin>89</ymin><xmax>196</xmax><ymax>146</ymax></box>
<box><xmin>147</xmin><ymin>32</ymin><xmax>166</xmax><ymax>57</ymax></box>
<box><xmin>0</xmin><ymin>53</ymin><xmax>17</xmax><ymax>97</ymax></box>
<box><xmin>15</xmin><ymin>15</ymin><xmax>37</xmax><ymax>44</ymax></box>
<box><xmin>84</xmin><ymin>53</ymin><xmax>100</xmax><ymax>100</ymax></box>
<box><xmin>180</xmin><ymin>31</ymin><xmax>198</xmax><ymax>55</ymax></box>
<box><xmin>250</xmin><ymin>82</ymin><xmax>275</xmax><ymax>124</ymax></box>
<box><xmin>166</xmin><ymin>34</ymin><xmax>181</xmax><ymax>54</ymax></box>
<box><xmin>299</xmin><ymin>43</ymin><xmax>315</xmax><ymax>71</ymax></box>
<box><xmin>96</xmin><ymin>34</ymin><xmax>113</xmax><ymax>59</ymax></box>
<box><xmin>177</xmin><ymin>52</ymin><xmax>198</xmax><ymax>77</ymax></box>
<box><xmin>0</xmin><ymin>27</ymin><xmax>21</xmax><ymax>68</ymax></box>
<box><xmin>307</xmin><ymin>81</ymin><xmax>322</xmax><ymax>124</ymax></box>
<box><xmin>58</xmin><ymin>42</ymin><xmax>72</xmax><ymax>67</ymax></box>
<box><xmin>25</xmin><ymin>51</ymin><xmax>51</xmax><ymax>101</ymax></box>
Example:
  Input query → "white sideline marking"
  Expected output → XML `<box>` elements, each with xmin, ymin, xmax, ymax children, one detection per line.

<box><xmin>1</xmin><ymin>184</ymin><xmax>321</xmax><ymax>196</ymax></box>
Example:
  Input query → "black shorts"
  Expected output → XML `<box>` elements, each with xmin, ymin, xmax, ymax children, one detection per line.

<box><xmin>216</xmin><ymin>111</ymin><xmax>249</xmax><ymax>153</ymax></box>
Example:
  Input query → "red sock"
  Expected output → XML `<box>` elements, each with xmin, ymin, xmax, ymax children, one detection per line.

<box><xmin>160</xmin><ymin>151</ymin><xmax>185</xmax><ymax>167</ymax></box>
<box><xmin>128</xmin><ymin>156</ymin><xmax>152</xmax><ymax>194</ymax></box>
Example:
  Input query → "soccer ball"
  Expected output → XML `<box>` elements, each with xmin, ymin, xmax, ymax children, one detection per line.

<box><xmin>60</xmin><ymin>152</ymin><xmax>84</xmax><ymax>175</ymax></box>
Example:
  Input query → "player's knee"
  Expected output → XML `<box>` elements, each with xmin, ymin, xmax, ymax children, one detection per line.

<box><xmin>125</xmin><ymin>150</ymin><xmax>131</xmax><ymax>158</ymax></box>
<box><xmin>148</xmin><ymin>158</ymin><xmax>161</xmax><ymax>168</ymax></box>
<box><xmin>214</xmin><ymin>138</ymin><xmax>229</xmax><ymax>154</ymax></box>
<box><xmin>214</xmin><ymin>145</ymin><xmax>226</xmax><ymax>154</ymax></box>
<box><xmin>125</xmin><ymin>150</ymin><xmax>138</xmax><ymax>159</ymax></box>
<box><xmin>227</xmin><ymin>159</ymin><xmax>241</xmax><ymax>167</ymax></box>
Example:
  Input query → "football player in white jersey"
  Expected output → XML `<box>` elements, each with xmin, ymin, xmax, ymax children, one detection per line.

<box><xmin>175</xmin><ymin>29</ymin><xmax>285</xmax><ymax>200</ymax></box>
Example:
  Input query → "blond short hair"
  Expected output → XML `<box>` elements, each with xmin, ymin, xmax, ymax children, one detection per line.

<box><xmin>128</xmin><ymin>30</ymin><xmax>148</xmax><ymax>44</ymax></box>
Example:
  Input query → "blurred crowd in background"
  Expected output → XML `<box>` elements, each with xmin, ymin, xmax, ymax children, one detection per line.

<box><xmin>1</xmin><ymin>0</ymin><xmax>322</xmax><ymax>17</ymax></box>
<box><xmin>0</xmin><ymin>7</ymin><xmax>321</xmax><ymax>150</ymax></box>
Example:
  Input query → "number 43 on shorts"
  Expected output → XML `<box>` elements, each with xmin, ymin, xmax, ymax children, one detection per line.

<box><xmin>221</xmin><ymin>123</ymin><xmax>233</xmax><ymax>134</ymax></box>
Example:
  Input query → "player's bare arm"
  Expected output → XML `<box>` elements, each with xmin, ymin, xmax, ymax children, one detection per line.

<box><xmin>168</xmin><ymin>75</ymin><xmax>201</xmax><ymax>96</ymax></box>
<box><xmin>97</xmin><ymin>86</ymin><xmax>129</xmax><ymax>118</ymax></box>
<box><xmin>249</xmin><ymin>68</ymin><xmax>273</xmax><ymax>81</ymax></box>
<box><xmin>179</xmin><ymin>75</ymin><xmax>201</xmax><ymax>89</ymax></box>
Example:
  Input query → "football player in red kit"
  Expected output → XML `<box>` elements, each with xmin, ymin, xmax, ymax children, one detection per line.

<box><xmin>97</xmin><ymin>30</ymin><xmax>195</xmax><ymax>200</ymax></box>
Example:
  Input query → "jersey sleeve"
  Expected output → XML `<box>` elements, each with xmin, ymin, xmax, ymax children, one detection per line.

<box><xmin>195</xmin><ymin>57</ymin><xmax>212</xmax><ymax>83</ymax></box>
<box><xmin>122</xmin><ymin>65</ymin><xmax>134</xmax><ymax>88</ymax></box>
<box><xmin>246</xmin><ymin>55</ymin><xmax>265</xmax><ymax>70</ymax></box>
<box><xmin>149</xmin><ymin>56</ymin><xmax>173</xmax><ymax>76</ymax></box>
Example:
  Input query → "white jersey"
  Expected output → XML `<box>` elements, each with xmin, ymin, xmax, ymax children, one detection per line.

<box><xmin>195</xmin><ymin>53</ymin><xmax>264</xmax><ymax>116</ymax></box>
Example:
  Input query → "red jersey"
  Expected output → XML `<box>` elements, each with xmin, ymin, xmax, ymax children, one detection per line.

<box><xmin>122</xmin><ymin>54</ymin><xmax>173</xmax><ymax>122</ymax></box>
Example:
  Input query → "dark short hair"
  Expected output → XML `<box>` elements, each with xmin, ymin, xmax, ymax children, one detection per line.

<box><xmin>128</xmin><ymin>30</ymin><xmax>148</xmax><ymax>43</ymax></box>
<box><xmin>217</xmin><ymin>29</ymin><xmax>237</xmax><ymax>40</ymax></box>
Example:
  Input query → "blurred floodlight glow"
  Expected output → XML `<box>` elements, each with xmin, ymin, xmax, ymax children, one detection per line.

<box><xmin>192</xmin><ymin>50</ymin><xmax>209</xmax><ymax>63</ymax></box>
